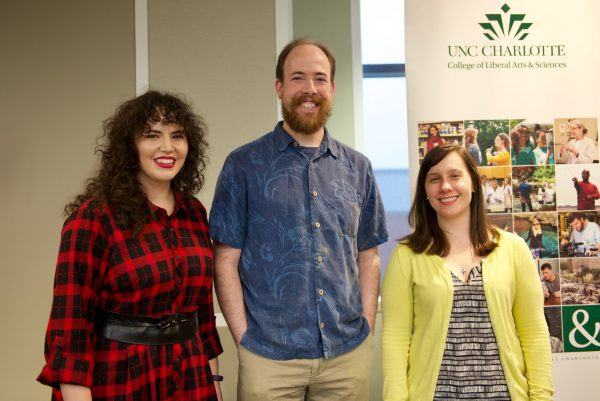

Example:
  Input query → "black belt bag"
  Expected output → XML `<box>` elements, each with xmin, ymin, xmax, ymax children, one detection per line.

<box><xmin>95</xmin><ymin>309</ymin><xmax>198</xmax><ymax>345</ymax></box>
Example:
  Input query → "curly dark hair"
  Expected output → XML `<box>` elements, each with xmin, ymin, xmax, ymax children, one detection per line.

<box><xmin>65</xmin><ymin>90</ymin><xmax>209</xmax><ymax>234</ymax></box>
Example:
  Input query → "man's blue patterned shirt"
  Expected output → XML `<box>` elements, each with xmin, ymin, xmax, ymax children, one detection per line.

<box><xmin>210</xmin><ymin>122</ymin><xmax>388</xmax><ymax>360</ymax></box>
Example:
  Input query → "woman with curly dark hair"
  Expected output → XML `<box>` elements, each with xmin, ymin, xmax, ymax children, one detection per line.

<box><xmin>37</xmin><ymin>91</ymin><xmax>223</xmax><ymax>401</ymax></box>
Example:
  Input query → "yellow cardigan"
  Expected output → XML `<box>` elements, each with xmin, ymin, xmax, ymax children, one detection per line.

<box><xmin>486</xmin><ymin>149</ymin><xmax>510</xmax><ymax>166</ymax></box>
<box><xmin>381</xmin><ymin>231</ymin><xmax>553</xmax><ymax>401</ymax></box>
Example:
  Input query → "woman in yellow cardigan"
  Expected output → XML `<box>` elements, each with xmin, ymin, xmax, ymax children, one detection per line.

<box><xmin>486</xmin><ymin>132</ymin><xmax>511</xmax><ymax>166</ymax></box>
<box><xmin>382</xmin><ymin>144</ymin><xmax>553</xmax><ymax>401</ymax></box>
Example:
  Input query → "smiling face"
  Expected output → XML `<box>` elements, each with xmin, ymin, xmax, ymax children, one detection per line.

<box><xmin>425</xmin><ymin>151</ymin><xmax>474</xmax><ymax>223</ymax></box>
<box><xmin>537</xmin><ymin>131</ymin><xmax>547</xmax><ymax>146</ymax></box>
<box><xmin>276</xmin><ymin>44</ymin><xmax>335</xmax><ymax>137</ymax></box>
<box><xmin>519</xmin><ymin>131</ymin><xmax>529</xmax><ymax>147</ymax></box>
<box><xmin>570</xmin><ymin>122</ymin><xmax>584</xmax><ymax>140</ymax></box>
<box><xmin>495</xmin><ymin>135</ymin><xmax>505</xmax><ymax>151</ymax></box>
<box><xmin>136</xmin><ymin>119</ymin><xmax>188</xmax><ymax>192</ymax></box>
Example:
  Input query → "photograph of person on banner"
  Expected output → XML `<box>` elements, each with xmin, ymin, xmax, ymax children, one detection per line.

<box><xmin>533</xmin><ymin>125</ymin><xmax>555</xmax><ymax>165</ymax></box>
<box><xmin>543</xmin><ymin>307</ymin><xmax>564</xmax><ymax>353</ymax></box>
<box><xmin>512</xmin><ymin>166</ymin><xmax>556</xmax><ymax>212</ymax></box>
<box><xmin>426</xmin><ymin>124</ymin><xmax>444</xmax><ymax>151</ymax></box>
<box><xmin>382</xmin><ymin>143</ymin><xmax>554</xmax><ymax>401</ymax></box>
<box><xmin>538</xmin><ymin>260</ymin><xmax>562</xmax><ymax>306</ymax></box>
<box><xmin>486</xmin><ymin>132</ymin><xmax>511</xmax><ymax>166</ymax></box>
<box><xmin>556</xmin><ymin>164</ymin><xmax>600</xmax><ymax>210</ymax></box>
<box><xmin>479</xmin><ymin>166</ymin><xmax>511</xmax><ymax>213</ymax></box>
<box><xmin>464</xmin><ymin>119</ymin><xmax>515</xmax><ymax>167</ymax></box>
<box><xmin>573</xmin><ymin>169</ymin><xmax>600</xmax><ymax>209</ymax></box>
<box><xmin>515</xmin><ymin>213</ymin><xmax>559</xmax><ymax>259</ymax></box>
<box><xmin>555</xmin><ymin>118</ymin><xmax>599</xmax><ymax>164</ymax></box>
<box><xmin>503</xmin><ymin>176</ymin><xmax>513</xmax><ymax>212</ymax></box>
<box><xmin>559</xmin><ymin>211</ymin><xmax>600</xmax><ymax>257</ymax></box>
<box><xmin>559</xmin><ymin>258</ymin><xmax>600</xmax><ymax>305</ymax></box>
<box><xmin>418</xmin><ymin>121</ymin><xmax>464</xmax><ymax>163</ymax></box>
<box><xmin>510</xmin><ymin>124</ymin><xmax>536</xmax><ymax>165</ymax></box>
<box><xmin>464</xmin><ymin>126</ymin><xmax>481</xmax><ymax>165</ymax></box>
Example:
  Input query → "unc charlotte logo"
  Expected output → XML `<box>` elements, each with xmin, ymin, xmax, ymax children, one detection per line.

<box><xmin>562</xmin><ymin>306</ymin><xmax>600</xmax><ymax>352</ymax></box>
<box><xmin>479</xmin><ymin>3</ymin><xmax>532</xmax><ymax>41</ymax></box>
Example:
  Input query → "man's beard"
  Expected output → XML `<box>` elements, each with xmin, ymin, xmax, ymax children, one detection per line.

<box><xmin>282</xmin><ymin>95</ymin><xmax>332</xmax><ymax>135</ymax></box>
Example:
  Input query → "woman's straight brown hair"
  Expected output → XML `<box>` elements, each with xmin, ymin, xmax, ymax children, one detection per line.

<box><xmin>403</xmin><ymin>143</ymin><xmax>499</xmax><ymax>257</ymax></box>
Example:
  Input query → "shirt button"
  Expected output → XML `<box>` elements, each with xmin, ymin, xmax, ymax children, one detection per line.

<box><xmin>317</xmin><ymin>256</ymin><xmax>323</xmax><ymax>262</ymax></box>
<box><xmin>318</xmin><ymin>289</ymin><xmax>324</xmax><ymax>296</ymax></box>
<box><xmin>315</xmin><ymin>222</ymin><xmax>321</xmax><ymax>228</ymax></box>
<box><xmin>312</xmin><ymin>190</ymin><xmax>318</xmax><ymax>197</ymax></box>
<box><xmin>310</xmin><ymin>161</ymin><xmax>314</xmax><ymax>166</ymax></box>
<box><xmin>293</xmin><ymin>141</ymin><xmax>299</xmax><ymax>147</ymax></box>
<box><xmin>320</xmin><ymin>322</ymin><xmax>325</xmax><ymax>329</ymax></box>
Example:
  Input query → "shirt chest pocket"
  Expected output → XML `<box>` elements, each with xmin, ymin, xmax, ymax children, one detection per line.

<box><xmin>329</xmin><ymin>188</ymin><xmax>362</xmax><ymax>238</ymax></box>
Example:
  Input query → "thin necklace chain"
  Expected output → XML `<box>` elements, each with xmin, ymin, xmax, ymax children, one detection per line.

<box><xmin>449</xmin><ymin>248</ymin><xmax>474</xmax><ymax>277</ymax></box>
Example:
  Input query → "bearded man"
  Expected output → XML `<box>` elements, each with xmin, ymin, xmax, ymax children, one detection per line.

<box><xmin>209</xmin><ymin>38</ymin><xmax>388</xmax><ymax>401</ymax></box>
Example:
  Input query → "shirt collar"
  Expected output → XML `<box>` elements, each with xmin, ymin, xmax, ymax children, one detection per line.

<box><xmin>148</xmin><ymin>191</ymin><xmax>189</xmax><ymax>219</ymax></box>
<box><xmin>273</xmin><ymin>121</ymin><xmax>338</xmax><ymax>158</ymax></box>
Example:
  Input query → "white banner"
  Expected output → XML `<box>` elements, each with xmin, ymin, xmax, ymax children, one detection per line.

<box><xmin>406</xmin><ymin>1</ymin><xmax>600</xmax><ymax>399</ymax></box>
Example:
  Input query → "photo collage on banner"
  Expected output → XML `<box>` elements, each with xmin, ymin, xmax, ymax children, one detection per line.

<box><xmin>418</xmin><ymin>118</ymin><xmax>600</xmax><ymax>354</ymax></box>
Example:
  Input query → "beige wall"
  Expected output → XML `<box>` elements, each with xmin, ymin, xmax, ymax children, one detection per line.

<box><xmin>1</xmin><ymin>0</ymin><xmax>277</xmax><ymax>400</ymax></box>
<box><xmin>294</xmin><ymin>0</ymin><xmax>358</xmax><ymax>148</ymax></box>
<box><xmin>148</xmin><ymin>0</ymin><xmax>278</xmax><ymax>209</ymax></box>
<box><xmin>1</xmin><ymin>1</ymin><xmax>136</xmax><ymax>400</ymax></box>
<box><xmin>2</xmin><ymin>1</ymin><xmax>373</xmax><ymax>400</ymax></box>
<box><xmin>147</xmin><ymin>1</ymin><xmax>277</xmax><ymax>398</ymax></box>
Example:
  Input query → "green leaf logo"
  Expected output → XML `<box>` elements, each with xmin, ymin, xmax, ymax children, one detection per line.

<box><xmin>479</xmin><ymin>3</ymin><xmax>533</xmax><ymax>41</ymax></box>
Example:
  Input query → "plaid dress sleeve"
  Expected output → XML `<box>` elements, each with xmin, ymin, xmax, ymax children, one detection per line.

<box><xmin>38</xmin><ymin>200</ymin><xmax>108</xmax><ymax>389</ymax></box>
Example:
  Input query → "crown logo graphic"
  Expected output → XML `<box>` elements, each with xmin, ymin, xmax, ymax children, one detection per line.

<box><xmin>479</xmin><ymin>3</ymin><xmax>533</xmax><ymax>41</ymax></box>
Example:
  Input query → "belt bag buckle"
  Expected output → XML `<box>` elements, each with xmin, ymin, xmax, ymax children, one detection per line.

<box><xmin>157</xmin><ymin>313</ymin><xmax>190</xmax><ymax>329</ymax></box>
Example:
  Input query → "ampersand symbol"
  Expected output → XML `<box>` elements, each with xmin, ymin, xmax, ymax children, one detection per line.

<box><xmin>568</xmin><ymin>309</ymin><xmax>600</xmax><ymax>348</ymax></box>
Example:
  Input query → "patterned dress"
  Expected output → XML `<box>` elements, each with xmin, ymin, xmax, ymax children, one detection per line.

<box><xmin>434</xmin><ymin>264</ymin><xmax>511</xmax><ymax>400</ymax></box>
<box><xmin>37</xmin><ymin>194</ymin><xmax>222</xmax><ymax>401</ymax></box>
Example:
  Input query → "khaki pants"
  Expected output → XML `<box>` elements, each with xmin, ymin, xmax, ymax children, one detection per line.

<box><xmin>237</xmin><ymin>335</ymin><xmax>374</xmax><ymax>401</ymax></box>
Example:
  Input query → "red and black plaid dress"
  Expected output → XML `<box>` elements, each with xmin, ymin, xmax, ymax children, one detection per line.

<box><xmin>37</xmin><ymin>194</ymin><xmax>223</xmax><ymax>401</ymax></box>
